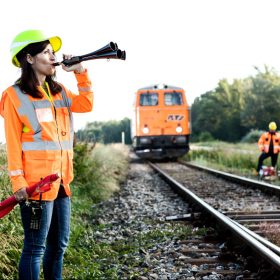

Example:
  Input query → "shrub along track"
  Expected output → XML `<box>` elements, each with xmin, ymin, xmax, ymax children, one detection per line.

<box><xmin>90</xmin><ymin>155</ymin><xmax>278</xmax><ymax>280</ymax></box>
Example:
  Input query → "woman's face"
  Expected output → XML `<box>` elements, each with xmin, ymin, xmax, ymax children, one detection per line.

<box><xmin>29</xmin><ymin>43</ymin><xmax>56</xmax><ymax>77</ymax></box>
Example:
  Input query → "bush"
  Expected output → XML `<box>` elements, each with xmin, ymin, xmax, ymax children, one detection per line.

<box><xmin>197</xmin><ymin>132</ymin><xmax>214</xmax><ymax>142</ymax></box>
<box><xmin>241</xmin><ymin>129</ymin><xmax>264</xmax><ymax>143</ymax></box>
<box><xmin>73</xmin><ymin>143</ymin><xmax>129</xmax><ymax>203</ymax></box>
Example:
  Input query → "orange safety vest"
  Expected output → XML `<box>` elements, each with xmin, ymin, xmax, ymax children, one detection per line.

<box><xmin>0</xmin><ymin>70</ymin><xmax>93</xmax><ymax>200</ymax></box>
<box><xmin>258</xmin><ymin>132</ymin><xmax>280</xmax><ymax>154</ymax></box>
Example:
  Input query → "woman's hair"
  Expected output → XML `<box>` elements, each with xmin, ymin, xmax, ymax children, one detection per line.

<box><xmin>15</xmin><ymin>40</ymin><xmax>62</xmax><ymax>98</ymax></box>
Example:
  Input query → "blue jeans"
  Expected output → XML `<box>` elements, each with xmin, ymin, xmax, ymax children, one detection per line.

<box><xmin>19</xmin><ymin>197</ymin><xmax>71</xmax><ymax>280</ymax></box>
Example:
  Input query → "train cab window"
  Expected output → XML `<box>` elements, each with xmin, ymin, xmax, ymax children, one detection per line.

<box><xmin>140</xmin><ymin>93</ymin><xmax>158</xmax><ymax>106</ymax></box>
<box><xmin>164</xmin><ymin>92</ymin><xmax>183</xmax><ymax>105</ymax></box>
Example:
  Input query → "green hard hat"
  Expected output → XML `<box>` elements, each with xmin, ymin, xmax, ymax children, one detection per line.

<box><xmin>10</xmin><ymin>29</ymin><xmax>62</xmax><ymax>67</ymax></box>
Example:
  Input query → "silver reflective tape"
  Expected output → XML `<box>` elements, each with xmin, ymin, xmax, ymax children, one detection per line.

<box><xmin>13</xmin><ymin>86</ymin><xmax>41</xmax><ymax>133</ymax></box>
<box><xmin>9</xmin><ymin>169</ymin><xmax>24</xmax><ymax>176</ymax></box>
<box><xmin>11</xmin><ymin>40</ymin><xmax>33</xmax><ymax>49</ymax></box>
<box><xmin>60</xmin><ymin>89</ymin><xmax>73</xmax><ymax>133</ymax></box>
<box><xmin>53</xmin><ymin>98</ymin><xmax>72</xmax><ymax>108</ymax></box>
<box><xmin>22</xmin><ymin>140</ymin><xmax>72</xmax><ymax>151</ymax></box>
<box><xmin>78</xmin><ymin>86</ymin><xmax>92</xmax><ymax>92</ymax></box>
<box><xmin>54</xmin><ymin>100</ymin><xmax>66</xmax><ymax>108</ymax></box>
<box><xmin>33</xmin><ymin>100</ymin><xmax>52</xmax><ymax>109</ymax></box>
<box><xmin>60</xmin><ymin>89</ymin><xmax>72</xmax><ymax>107</ymax></box>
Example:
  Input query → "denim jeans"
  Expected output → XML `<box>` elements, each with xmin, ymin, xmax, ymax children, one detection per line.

<box><xmin>19</xmin><ymin>197</ymin><xmax>71</xmax><ymax>280</ymax></box>
<box><xmin>257</xmin><ymin>152</ymin><xmax>278</xmax><ymax>171</ymax></box>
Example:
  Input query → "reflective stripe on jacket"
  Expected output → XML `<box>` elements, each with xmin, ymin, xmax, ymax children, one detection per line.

<box><xmin>258</xmin><ymin>132</ymin><xmax>280</xmax><ymax>154</ymax></box>
<box><xmin>1</xmin><ymin>70</ymin><xmax>93</xmax><ymax>200</ymax></box>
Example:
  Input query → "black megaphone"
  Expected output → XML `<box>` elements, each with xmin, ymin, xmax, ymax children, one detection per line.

<box><xmin>53</xmin><ymin>42</ymin><xmax>126</xmax><ymax>66</ymax></box>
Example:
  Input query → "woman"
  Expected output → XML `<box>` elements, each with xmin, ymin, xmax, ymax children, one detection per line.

<box><xmin>0</xmin><ymin>30</ymin><xmax>93</xmax><ymax>279</ymax></box>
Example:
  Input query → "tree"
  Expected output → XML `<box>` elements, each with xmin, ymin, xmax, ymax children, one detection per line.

<box><xmin>191</xmin><ymin>78</ymin><xmax>246</xmax><ymax>141</ymax></box>
<box><xmin>76</xmin><ymin>118</ymin><xmax>132</xmax><ymax>144</ymax></box>
<box><xmin>241</xmin><ymin>66</ymin><xmax>280</xmax><ymax>131</ymax></box>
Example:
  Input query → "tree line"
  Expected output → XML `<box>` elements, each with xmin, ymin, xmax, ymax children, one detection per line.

<box><xmin>191</xmin><ymin>66</ymin><xmax>280</xmax><ymax>142</ymax></box>
<box><xmin>76</xmin><ymin>66</ymin><xmax>280</xmax><ymax>144</ymax></box>
<box><xmin>76</xmin><ymin>117</ymin><xmax>132</xmax><ymax>144</ymax></box>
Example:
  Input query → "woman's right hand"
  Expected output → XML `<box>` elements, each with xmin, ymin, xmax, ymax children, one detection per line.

<box><xmin>61</xmin><ymin>54</ymin><xmax>85</xmax><ymax>74</ymax></box>
<box><xmin>14</xmin><ymin>188</ymin><xmax>28</xmax><ymax>202</ymax></box>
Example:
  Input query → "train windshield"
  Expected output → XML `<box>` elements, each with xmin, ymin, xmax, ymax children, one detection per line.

<box><xmin>140</xmin><ymin>93</ymin><xmax>158</xmax><ymax>106</ymax></box>
<box><xmin>164</xmin><ymin>92</ymin><xmax>183</xmax><ymax>105</ymax></box>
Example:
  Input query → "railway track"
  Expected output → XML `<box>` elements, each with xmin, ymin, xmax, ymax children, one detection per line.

<box><xmin>83</xmin><ymin>155</ymin><xmax>280</xmax><ymax>279</ymax></box>
<box><xmin>179</xmin><ymin>162</ymin><xmax>280</xmax><ymax>242</ymax></box>
<box><xmin>148</xmin><ymin>160</ymin><xmax>280</xmax><ymax>279</ymax></box>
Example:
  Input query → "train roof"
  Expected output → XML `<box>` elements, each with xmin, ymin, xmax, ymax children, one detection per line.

<box><xmin>138</xmin><ymin>84</ymin><xmax>183</xmax><ymax>91</ymax></box>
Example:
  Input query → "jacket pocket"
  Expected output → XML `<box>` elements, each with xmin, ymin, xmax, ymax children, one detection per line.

<box><xmin>23</xmin><ymin>151</ymin><xmax>61</xmax><ymax>185</ymax></box>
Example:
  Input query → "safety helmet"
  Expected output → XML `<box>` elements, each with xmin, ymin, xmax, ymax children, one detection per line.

<box><xmin>10</xmin><ymin>29</ymin><xmax>62</xmax><ymax>67</ymax></box>
<box><xmin>269</xmin><ymin>121</ymin><xmax>277</xmax><ymax>131</ymax></box>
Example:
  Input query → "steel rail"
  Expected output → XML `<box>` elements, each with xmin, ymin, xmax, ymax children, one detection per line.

<box><xmin>181</xmin><ymin>162</ymin><xmax>280</xmax><ymax>255</ymax></box>
<box><xmin>180</xmin><ymin>161</ymin><xmax>280</xmax><ymax>194</ymax></box>
<box><xmin>149</xmin><ymin>162</ymin><xmax>280</xmax><ymax>271</ymax></box>
<box><xmin>229</xmin><ymin>218</ymin><xmax>280</xmax><ymax>256</ymax></box>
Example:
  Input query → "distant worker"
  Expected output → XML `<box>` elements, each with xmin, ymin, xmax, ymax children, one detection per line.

<box><xmin>257</xmin><ymin>122</ymin><xmax>280</xmax><ymax>173</ymax></box>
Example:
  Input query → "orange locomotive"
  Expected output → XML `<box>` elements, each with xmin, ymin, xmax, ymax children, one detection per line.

<box><xmin>131</xmin><ymin>84</ymin><xmax>191</xmax><ymax>159</ymax></box>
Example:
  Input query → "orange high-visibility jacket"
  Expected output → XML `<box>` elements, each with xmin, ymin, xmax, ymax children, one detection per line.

<box><xmin>0</xmin><ymin>70</ymin><xmax>93</xmax><ymax>200</ymax></box>
<box><xmin>258</xmin><ymin>132</ymin><xmax>280</xmax><ymax>154</ymax></box>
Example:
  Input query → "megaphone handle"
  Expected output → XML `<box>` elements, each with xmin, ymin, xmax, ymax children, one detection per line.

<box><xmin>61</xmin><ymin>56</ymin><xmax>81</xmax><ymax>66</ymax></box>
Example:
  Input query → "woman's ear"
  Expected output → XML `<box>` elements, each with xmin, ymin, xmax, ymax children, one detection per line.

<box><xmin>26</xmin><ymin>54</ymin><xmax>33</xmax><ymax>64</ymax></box>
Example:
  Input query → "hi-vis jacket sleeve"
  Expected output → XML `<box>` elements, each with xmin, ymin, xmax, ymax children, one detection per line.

<box><xmin>65</xmin><ymin>69</ymin><xmax>94</xmax><ymax>113</ymax></box>
<box><xmin>3</xmin><ymin>93</ymin><xmax>28</xmax><ymax>193</ymax></box>
<box><xmin>258</xmin><ymin>135</ymin><xmax>264</xmax><ymax>152</ymax></box>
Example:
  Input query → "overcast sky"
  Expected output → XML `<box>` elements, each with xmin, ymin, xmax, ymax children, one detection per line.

<box><xmin>1</xmin><ymin>0</ymin><xmax>280</xmax><ymax>143</ymax></box>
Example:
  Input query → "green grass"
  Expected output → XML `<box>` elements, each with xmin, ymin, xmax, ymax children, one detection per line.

<box><xmin>183</xmin><ymin>142</ymin><xmax>274</xmax><ymax>178</ymax></box>
<box><xmin>0</xmin><ymin>149</ymin><xmax>23</xmax><ymax>279</ymax></box>
<box><xmin>63</xmin><ymin>218</ymin><xmax>200</xmax><ymax>279</ymax></box>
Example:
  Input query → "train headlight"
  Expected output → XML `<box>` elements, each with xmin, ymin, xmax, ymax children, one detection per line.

<box><xmin>176</xmin><ymin>126</ymin><xmax>183</xmax><ymax>133</ymax></box>
<box><xmin>142</xmin><ymin>127</ymin><xmax>149</xmax><ymax>134</ymax></box>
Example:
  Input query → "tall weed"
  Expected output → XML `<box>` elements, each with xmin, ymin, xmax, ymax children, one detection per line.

<box><xmin>64</xmin><ymin>143</ymin><xmax>130</xmax><ymax>278</ymax></box>
<box><xmin>0</xmin><ymin>148</ymin><xmax>23</xmax><ymax>279</ymax></box>
<box><xmin>184</xmin><ymin>142</ymin><xmax>259</xmax><ymax>175</ymax></box>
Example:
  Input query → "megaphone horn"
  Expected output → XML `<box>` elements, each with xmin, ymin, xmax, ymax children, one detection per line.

<box><xmin>120</xmin><ymin>50</ymin><xmax>126</xmax><ymax>60</ymax></box>
<box><xmin>85</xmin><ymin>42</ymin><xmax>118</xmax><ymax>57</ymax></box>
<box><xmin>82</xmin><ymin>50</ymin><xmax>122</xmax><ymax>61</ymax></box>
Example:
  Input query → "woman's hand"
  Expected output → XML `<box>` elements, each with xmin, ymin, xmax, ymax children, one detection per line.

<box><xmin>61</xmin><ymin>54</ymin><xmax>85</xmax><ymax>74</ymax></box>
<box><xmin>14</xmin><ymin>188</ymin><xmax>28</xmax><ymax>202</ymax></box>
